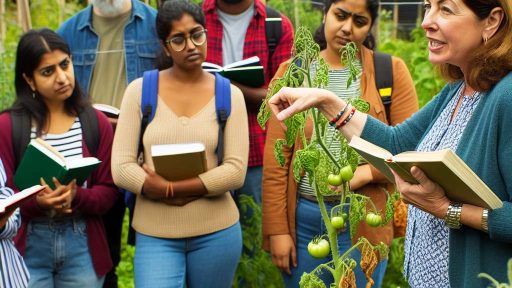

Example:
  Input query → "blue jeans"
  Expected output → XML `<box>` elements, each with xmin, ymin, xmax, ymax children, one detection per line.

<box><xmin>25</xmin><ymin>217</ymin><xmax>104</xmax><ymax>288</ymax></box>
<box><xmin>235</xmin><ymin>166</ymin><xmax>262</xmax><ymax>204</ymax></box>
<box><xmin>282</xmin><ymin>198</ymin><xmax>388</xmax><ymax>288</ymax></box>
<box><xmin>134</xmin><ymin>222</ymin><xmax>242</xmax><ymax>288</ymax></box>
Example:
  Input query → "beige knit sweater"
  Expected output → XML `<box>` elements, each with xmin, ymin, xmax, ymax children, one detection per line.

<box><xmin>111</xmin><ymin>76</ymin><xmax>249</xmax><ymax>238</ymax></box>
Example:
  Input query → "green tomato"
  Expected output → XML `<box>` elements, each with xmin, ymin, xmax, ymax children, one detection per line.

<box><xmin>339</xmin><ymin>165</ymin><xmax>354</xmax><ymax>182</ymax></box>
<box><xmin>307</xmin><ymin>238</ymin><xmax>330</xmax><ymax>259</ymax></box>
<box><xmin>327</xmin><ymin>173</ymin><xmax>343</xmax><ymax>186</ymax></box>
<box><xmin>341</xmin><ymin>212</ymin><xmax>348</xmax><ymax>220</ymax></box>
<box><xmin>331</xmin><ymin>216</ymin><xmax>345</xmax><ymax>229</ymax></box>
<box><xmin>366</xmin><ymin>212</ymin><xmax>383</xmax><ymax>227</ymax></box>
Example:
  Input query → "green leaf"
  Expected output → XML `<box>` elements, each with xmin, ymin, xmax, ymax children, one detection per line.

<box><xmin>299</xmin><ymin>272</ymin><xmax>327</xmax><ymax>288</ymax></box>
<box><xmin>350</xmin><ymin>98</ymin><xmax>370</xmax><ymax>113</ymax></box>
<box><xmin>349</xmin><ymin>195</ymin><xmax>367</xmax><ymax>239</ymax></box>
<box><xmin>273</xmin><ymin>139</ymin><xmax>286</xmax><ymax>167</ymax></box>
<box><xmin>284</xmin><ymin>113</ymin><xmax>306</xmax><ymax>147</ymax></box>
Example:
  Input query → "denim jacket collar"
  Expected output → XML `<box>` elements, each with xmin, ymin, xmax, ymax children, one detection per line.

<box><xmin>77</xmin><ymin>0</ymin><xmax>147</xmax><ymax>31</ymax></box>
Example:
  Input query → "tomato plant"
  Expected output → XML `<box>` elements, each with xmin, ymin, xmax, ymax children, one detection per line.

<box><xmin>308</xmin><ymin>238</ymin><xmax>330</xmax><ymax>259</ymax></box>
<box><xmin>259</xmin><ymin>28</ymin><xmax>391</xmax><ymax>287</ymax></box>
<box><xmin>366</xmin><ymin>212</ymin><xmax>383</xmax><ymax>227</ymax></box>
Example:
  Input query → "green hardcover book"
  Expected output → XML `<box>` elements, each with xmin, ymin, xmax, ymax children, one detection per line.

<box><xmin>202</xmin><ymin>56</ymin><xmax>264</xmax><ymax>88</ymax></box>
<box><xmin>14</xmin><ymin>139</ymin><xmax>101</xmax><ymax>190</ymax></box>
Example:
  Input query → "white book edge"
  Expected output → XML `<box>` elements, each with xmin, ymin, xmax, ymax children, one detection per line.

<box><xmin>151</xmin><ymin>142</ymin><xmax>206</xmax><ymax>157</ymax></box>
<box><xmin>223</xmin><ymin>56</ymin><xmax>260</xmax><ymax>69</ymax></box>
<box><xmin>93</xmin><ymin>103</ymin><xmax>120</xmax><ymax>116</ymax></box>
<box><xmin>0</xmin><ymin>185</ymin><xmax>45</xmax><ymax>213</ymax></box>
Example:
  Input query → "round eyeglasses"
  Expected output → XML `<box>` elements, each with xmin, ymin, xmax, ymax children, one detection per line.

<box><xmin>165</xmin><ymin>29</ymin><xmax>208</xmax><ymax>52</ymax></box>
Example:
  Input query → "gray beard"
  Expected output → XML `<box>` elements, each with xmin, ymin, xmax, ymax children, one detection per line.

<box><xmin>91</xmin><ymin>0</ymin><xmax>127</xmax><ymax>17</ymax></box>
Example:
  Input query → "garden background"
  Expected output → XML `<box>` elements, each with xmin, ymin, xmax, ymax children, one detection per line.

<box><xmin>0</xmin><ymin>0</ymin><xmax>445</xmax><ymax>287</ymax></box>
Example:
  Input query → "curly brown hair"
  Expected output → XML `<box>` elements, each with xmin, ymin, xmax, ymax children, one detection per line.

<box><xmin>437</xmin><ymin>0</ymin><xmax>512</xmax><ymax>91</ymax></box>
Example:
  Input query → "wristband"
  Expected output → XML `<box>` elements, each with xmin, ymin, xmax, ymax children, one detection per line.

<box><xmin>481</xmin><ymin>208</ymin><xmax>489</xmax><ymax>233</ymax></box>
<box><xmin>329</xmin><ymin>103</ymin><xmax>349</xmax><ymax>127</ymax></box>
<box><xmin>444</xmin><ymin>202</ymin><xmax>462</xmax><ymax>229</ymax></box>
<box><xmin>336</xmin><ymin>107</ymin><xmax>356</xmax><ymax>129</ymax></box>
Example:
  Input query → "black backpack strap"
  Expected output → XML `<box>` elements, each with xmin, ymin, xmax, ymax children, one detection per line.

<box><xmin>373</xmin><ymin>51</ymin><xmax>393</xmax><ymax>122</ymax></box>
<box><xmin>265</xmin><ymin>6</ymin><xmax>282</xmax><ymax>60</ymax></box>
<box><xmin>11</xmin><ymin>111</ymin><xmax>31</xmax><ymax>167</ymax></box>
<box><xmin>78</xmin><ymin>106</ymin><xmax>100</xmax><ymax>156</ymax></box>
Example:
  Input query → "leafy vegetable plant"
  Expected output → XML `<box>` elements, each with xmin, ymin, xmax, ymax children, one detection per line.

<box><xmin>258</xmin><ymin>27</ymin><xmax>397</xmax><ymax>287</ymax></box>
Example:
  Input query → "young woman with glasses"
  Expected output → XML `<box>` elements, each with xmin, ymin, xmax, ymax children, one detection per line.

<box><xmin>111</xmin><ymin>0</ymin><xmax>249</xmax><ymax>287</ymax></box>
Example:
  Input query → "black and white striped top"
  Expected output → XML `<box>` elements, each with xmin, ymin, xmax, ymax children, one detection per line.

<box><xmin>0</xmin><ymin>160</ymin><xmax>30</xmax><ymax>288</ymax></box>
<box><xmin>30</xmin><ymin>118</ymin><xmax>83</xmax><ymax>160</ymax></box>
<box><xmin>297</xmin><ymin>62</ymin><xmax>362</xmax><ymax>197</ymax></box>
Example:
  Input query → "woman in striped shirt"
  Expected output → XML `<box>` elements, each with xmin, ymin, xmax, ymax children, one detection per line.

<box><xmin>0</xmin><ymin>159</ymin><xmax>29</xmax><ymax>288</ymax></box>
<box><xmin>0</xmin><ymin>29</ymin><xmax>118</xmax><ymax>287</ymax></box>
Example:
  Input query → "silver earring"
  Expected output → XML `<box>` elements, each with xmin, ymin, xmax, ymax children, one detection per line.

<box><xmin>32</xmin><ymin>92</ymin><xmax>35</xmax><ymax>99</ymax></box>
<box><xmin>483</xmin><ymin>36</ymin><xmax>488</xmax><ymax>44</ymax></box>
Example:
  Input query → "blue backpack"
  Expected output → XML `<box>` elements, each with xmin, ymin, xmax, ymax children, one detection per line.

<box><xmin>125</xmin><ymin>69</ymin><xmax>231</xmax><ymax>244</ymax></box>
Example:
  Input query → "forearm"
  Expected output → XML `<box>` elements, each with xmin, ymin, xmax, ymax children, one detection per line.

<box><xmin>460</xmin><ymin>204</ymin><xmax>485</xmax><ymax>231</ymax></box>
<box><xmin>315</xmin><ymin>91</ymin><xmax>368</xmax><ymax>141</ymax></box>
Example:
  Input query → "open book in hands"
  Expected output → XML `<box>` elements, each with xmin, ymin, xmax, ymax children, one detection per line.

<box><xmin>202</xmin><ymin>56</ymin><xmax>264</xmax><ymax>87</ymax></box>
<box><xmin>14</xmin><ymin>139</ymin><xmax>101</xmax><ymax>190</ymax></box>
<box><xmin>349</xmin><ymin>136</ymin><xmax>503</xmax><ymax>209</ymax></box>
<box><xmin>0</xmin><ymin>185</ymin><xmax>45</xmax><ymax>214</ymax></box>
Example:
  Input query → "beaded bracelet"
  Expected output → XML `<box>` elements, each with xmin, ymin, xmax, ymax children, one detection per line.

<box><xmin>328</xmin><ymin>103</ymin><xmax>350</xmax><ymax>127</ymax></box>
<box><xmin>336</xmin><ymin>107</ymin><xmax>356</xmax><ymax>129</ymax></box>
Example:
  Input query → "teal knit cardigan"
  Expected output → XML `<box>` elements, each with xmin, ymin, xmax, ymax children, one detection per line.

<box><xmin>361</xmin><ymin>72</ymin><xmax>512</xmax><ymax>287</ymax></box>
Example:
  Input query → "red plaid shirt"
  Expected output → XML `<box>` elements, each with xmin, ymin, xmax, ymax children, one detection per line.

<box><xmin>203</xmin><ymin>0</ymin><xmax>294</xmax><ymax>167</ymax></box>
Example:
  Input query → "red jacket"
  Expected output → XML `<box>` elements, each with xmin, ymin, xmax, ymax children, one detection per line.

<box><xmin>0</xmin><ymin>110</ymin><xmax>118</xmax><ymax>276</ymax></box>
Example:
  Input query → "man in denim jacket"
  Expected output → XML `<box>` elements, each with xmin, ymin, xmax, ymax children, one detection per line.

<box><xmin>57</xmin><ymin>1</ymin><xmax>160</xmax><ymax>287</ymax></box>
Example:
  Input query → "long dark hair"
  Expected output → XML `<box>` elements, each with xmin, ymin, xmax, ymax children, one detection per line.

<box><xmin>313</xmin><ymin>0</ymin><xmax>379</xmax><ymax>50</ymax></box>
<box><xmin>155</xmin><ymin>0</ymin><xmax>205</xmax><ymax>69</ymax></box>
<box><xmin>10</xmin><ymin>28</ymin><xmax>88</xmax><ymax>136</ymax></box>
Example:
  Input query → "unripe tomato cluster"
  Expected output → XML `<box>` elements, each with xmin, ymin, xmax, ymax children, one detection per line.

<box><xmin>327</xmin><ymin>165</ymin><xmax>354</xmax><ymax>186</ymax></box>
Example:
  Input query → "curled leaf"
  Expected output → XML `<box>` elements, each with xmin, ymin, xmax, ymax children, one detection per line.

<box><xmin>273</xmin><ymin>139</ymin><xmax>286</xmax><ymax>167</ymax></box>
<box><xmin>339</xmin><ymin>267</ymin><xmax>357</xmax><ymax>288</ymax></box>
<box><xmin>359</xmin><ymin>242</ymin><xmax>378</xmax><ymax>288</ymax></box>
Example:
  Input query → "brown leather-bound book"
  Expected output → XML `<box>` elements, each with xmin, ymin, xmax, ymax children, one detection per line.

<box><xmin>151</xmin><ymin>142</ymin><xmax>207</xmax><ymax>181</ymax></box>
<box><xmin>349</xmin><ymin>136</ymin><xmax>503</xmax><ymax>209</ymax></box>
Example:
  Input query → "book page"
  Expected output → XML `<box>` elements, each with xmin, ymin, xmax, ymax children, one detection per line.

<box><xmin>32</xmin><ymin>139</ymin><xmax>65</xmax><ymax>166</ymax></box>
<box><xmin>224</xmin><ymin>65</ymin><xmax>264</xmax><ymax>72</ymax></box>
<box><xmin>66</xmin><ymin>157</ymin><xmax>101</xmax><ymax>169</ymax></box>
<box><xmin>93</xmin><ymin>103</ymin><xmax>120</xmax><ymax>117</ymax></box>
<box><xmin>0</xmin><ymin>185</ymin><xmax>45</xmax><ymax>213</ymax></box>
<box><xmin>202</xmin><ymin>62</ymin><xmax>223</xmax><ymax>71</ymax></box>
<box><xmin>151</xmin><ymin>142</ymin><xmax>206</xmax><ymax>157</ymax></box>
<box><xmin>223</xmin><ymin>56</ymin><xmax>261</xmax><ymax>69</ymax></box>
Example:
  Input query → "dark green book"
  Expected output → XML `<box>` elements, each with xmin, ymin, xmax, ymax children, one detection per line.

<box><xmin>202</xmin><ymin>56</ymin><xmax>264</xmax><ymax>88</ymax></box>
<box><xmin>14</xmin><ymin>139</ymin><xmax>101</xmax><ymax>190</ymax></box>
